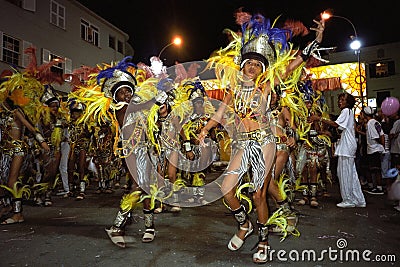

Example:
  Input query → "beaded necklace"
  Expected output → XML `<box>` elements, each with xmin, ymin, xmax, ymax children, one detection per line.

<box><xmin>233</xmin><ymin>84</ymin><xmax>260</xmax><ymax>119</ymax></box>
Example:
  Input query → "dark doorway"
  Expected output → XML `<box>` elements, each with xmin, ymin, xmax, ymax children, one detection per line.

<box><xmin>377</xmin><ymin>91</ymin><xmax>391</xmax><ymax>107</ymax></box>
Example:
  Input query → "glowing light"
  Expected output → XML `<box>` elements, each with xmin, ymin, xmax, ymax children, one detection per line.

<box><xmin>321</xmin><ymin>12</ymin><xmax>332</xmax><ymax>20</ymax></box>
<box><xmin>350</xmin><ymin>39</ymin><xmax>361</xmax><ymax>50</ymax></box>
<box><xmin>320</xmin><ymin>10</ymin><xmax>359</xmax><ymax>43</ymax></box>
<box><xmin>158</xmin><ymin>36</ymin><xmax>183</xmax><ymax>59</ymax></box>
<box><xmin>173</xmin><ymin>36</ymin><xmax>182</xmax><ymax>46</ymax></box>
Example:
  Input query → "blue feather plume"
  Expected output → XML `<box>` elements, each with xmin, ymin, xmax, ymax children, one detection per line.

<box><xmin>96</xmin><ymin>56</ymin><xmax>136</xmax><ymax>85</ymax></box>
<box><xmin>241</xmin><ymin>14</ymin><xmax>290</xmax><ymax>52</ymax></box>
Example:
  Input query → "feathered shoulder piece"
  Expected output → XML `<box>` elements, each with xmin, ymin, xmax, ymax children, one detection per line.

<box><xmin>0</xmin><ymin>46</ymin><xmax>68</xmax><ymax>124</ymax></box>
<box><xmin>24</xmin><ymin>46</ymin><xmax>64</xmax><ymax>85</ymax></box>
<box><xmin>0</xmin><ymin>70</ymin><xmax>44</xmax><ymax>125</ymax></box>
<box><xmin>65</xmin><ymin>65</ymin><xmax>100</xmax><ymax>92</ymax></box>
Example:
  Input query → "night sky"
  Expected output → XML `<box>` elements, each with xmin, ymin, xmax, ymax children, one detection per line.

<box><xmin>77</xmin><ymin>0</ymin><xmax>399</xmax><ymax>66</ymax></box>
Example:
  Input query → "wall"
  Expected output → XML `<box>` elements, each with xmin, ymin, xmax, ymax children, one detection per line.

<box><xmin>0</xmin><ymin>0</ymin><xmax>130</xmax><ymax>92</ymax></box>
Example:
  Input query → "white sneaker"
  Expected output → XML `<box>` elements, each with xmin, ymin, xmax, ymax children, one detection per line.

<box><xmin>336</xmin><ymin>202</ymin><xmax>355</xmax><ymax>208</ymax></box>
<box><xmin>394</xmin><ymin>205</ymin><xmax>400</xmax><ymax>212</ymax></box>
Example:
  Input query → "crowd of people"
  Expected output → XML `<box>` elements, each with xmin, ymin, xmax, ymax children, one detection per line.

<box><xmin>1</xmin><ymin>8</ymin><xmax>399</xmax><ymax>264</ymax></box>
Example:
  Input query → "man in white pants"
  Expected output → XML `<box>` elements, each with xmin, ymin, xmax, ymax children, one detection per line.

<box><xmin>58</xmin><ymin>127</ymin><xmax>70</xmax><ymax>196</ymax></box>
<box><xmin>310</xmin><ymin>92</ymin><xmax>366</xmax><ymax>208</ymax></box>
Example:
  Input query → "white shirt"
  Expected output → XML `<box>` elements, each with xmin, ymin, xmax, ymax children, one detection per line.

<box><xmin>335</xmin><ymin>108</ymin><xmax>357</xmax><ymax>158</ymax></box>
<box><xmin>366</xmin><ymin>118</ymin><xmax>384</xmax><ymax>154</ymax></box>
<box><xmin>390</xmin><ymin>119</ymin><xmax>400</xmax><ymax>154</ymax></box>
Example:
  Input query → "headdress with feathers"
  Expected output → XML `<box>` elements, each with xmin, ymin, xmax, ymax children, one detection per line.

<box><xmin>69</xmin><ymin>56</ymin><xmax>138</xmax><ymax>153</ymax></box>
<box><xmin>96</xmin><ymin>56</ymin><xmax>137</xmax><ymax>102</ymax></box>
<box><xmin>187</xmin><ymin>80</ymin><xmax>207</xmax><ymax>103</ymax></box>
<box><xmin>206</xmin><ymin>10</ymin><xmax>307</xmax><ymax>93</ymax></box>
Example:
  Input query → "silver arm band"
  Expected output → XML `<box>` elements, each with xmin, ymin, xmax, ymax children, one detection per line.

<box><xmin>301</xmin><ymin>40</ymin><xmax>320</xmax><ymax>61</ymax></box>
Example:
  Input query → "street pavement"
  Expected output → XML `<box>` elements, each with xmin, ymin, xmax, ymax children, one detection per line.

<box><xmin>0</xmin><ymin>172</ymin><xmax>399</xmax><ymax>267</ymax></box>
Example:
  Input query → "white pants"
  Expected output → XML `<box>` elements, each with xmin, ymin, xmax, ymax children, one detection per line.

<box><xmin>59</xmin><ymin>141</ymin><xmax>70</xmax><ymax>192</ymax></box>
<box><xmin>337</xmin><ymin>156</ymin><xmax>366</xmax><ymax>205</ymax></box>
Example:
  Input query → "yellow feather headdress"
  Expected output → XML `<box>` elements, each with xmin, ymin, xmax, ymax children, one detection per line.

<box><xmin>206</xmin><ymin>12</ymin><xmax>300</xmax><ymax>94</ymax></box>
<box><xmin>0</xmin><ymin>46</ymin><xmax>64</xmax><ymax>125</ymax></box>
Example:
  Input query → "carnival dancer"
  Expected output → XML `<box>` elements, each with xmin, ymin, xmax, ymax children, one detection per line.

<box><xmin>150</xmin><ymin>92</ymin><xmax>184</xmax><ymax>213</ymax></box>
<box><xmin>0</xmin><ymin>87</ymin><xmax>49</xmax><ymax>224</ymax></box>
<box><xmin>199</xmin><ymin>10</ymin><xmax>325</xmax><ymax>263</ymax></box>
<box><xmin>145</xmin><ymin>57</ymin><xmax>196</xmax><ymax>213</ymax></box>
<box><xmin>0</xmin><ymin>46</ymin><xmax>62</xmax><ymax>224</ymax></box>
<box><xmin>267</xmin><ymin>91</ymin><xmax>299</xmax><ymax>232</ymax></box>
<box><xmin>71</xmin><ymin>57</ymin><xmax>168</xmax><ymax>247</ymax></box>
<box><xmin>181</xmin><ymin>80</ymin><xmax>218</xmax><ymax>205</ymax></box>
<box><xmin>296</xmin><ymin>88</ymin><xmax>331</xmax><ymax>208</ymax></box>
<box><xmin>66</xmin><ymin>98</ymin><xmax>91</xmax><ymax>200</ymax></box>
<box><xmin>64</xmin><ymin>67</ymin><xmax>99</xmax><ymax>200</ymax></box>
<box><xmin>91</xmin><ymin>120</ymin><xmax>115</xmax><ymax>194</ymax></box>
<box><xmin>36</xmin><ymin>85</ymin><xmax>64</xmax><ymax>206</ymax></box>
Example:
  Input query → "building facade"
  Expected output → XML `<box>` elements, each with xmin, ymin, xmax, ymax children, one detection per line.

<box><xmin>0</xmin><ymin>0</ymin><xmax>133</xmax><ymax>92</ymax></box>
<box><xmin>323</xmin><ymin>41</ymin><xmax>400</xmax><ymax>113</ymax></box>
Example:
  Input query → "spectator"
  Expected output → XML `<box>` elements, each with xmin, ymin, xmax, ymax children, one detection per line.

<box><xmin>355</xmin><ymin>113</ymin><xmax>368</xmax><ymax>187</ymax></box>
<box><xmin>377</xmin><ymin>109</ymin><xmax>392</xmax><ymax>192</ymax></box>
<box><xmin>309</xmin><ymin>92</ymin><xmax>366</xmax><ymax>208</ymax></box>
<box><xmin>363</xmin><ymin>106</ymin><xmax>385</xmax><ymax>195</ymax></box>
<box><xmin>389</xmin><ymin>109</ymin><xmax>400</xmax><ymax>170</ymax></box>
<box><xmin>388</xmin><ymin>109</ymin><xmax>400</xmax><ymax>207</ymax></box>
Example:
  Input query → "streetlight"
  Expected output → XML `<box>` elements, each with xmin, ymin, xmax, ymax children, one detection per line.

<box><xmin>158</xmin><ymin>36</ymin><xmax>182</xmax><ymax>59</ymax></box>
<box><xmin>321</xmin><ymin>11</ymin><xmax>365</xmax><ymax>106</ymax></box>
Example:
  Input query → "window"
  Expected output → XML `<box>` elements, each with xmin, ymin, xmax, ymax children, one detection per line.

<box><xmin>117</xmin><ymin>40</ymin><xmax>123</xmax><ymax>53</ymax></box>
<box><xmin>22</xmin><ymin>0</ymin><xmax>36</xmax><ymax>12</ymax></box>
<box><xmin>109</xmin><ymin>35</ymin><xmax>115</xmax><ymax>49</ymax></box>
<box><xmin>80</xmin><ymin>19</ymin><xmax>99</xmax><ymax>47</ymax></box>
<box><xmin>1</xmin><ymin>32</ymin><xmax>32</xmax><ymax>67</ymax></box>
<box><xmin>369</xmin><ymin>61</ymin><xmax>395</xmax><ymax>78</ymax></box>
<box><xmin>50</xmin><ymin>54</ymin><xmax>64</xmax><ymax>77</ymax></box>
<box><xmin>50</xmin><ymin>0</ymin><xmax>65</xmax><ymax>29</ymax></box>
<box><xmin>42</xmin><ymin>48</ymin><xmax>72</xmax><ymax>77</ymax></box>
<box><xmin>6</xmin><ymin>0</ymin><xmax>36</xmax><ymax>11</ymax></box>
<box><xmin>377</xmin><ymin>48</ymin><xmax>385</xmax><ymax>58</ymax></box>
<box><xmin>377</xmin><ymin>91</ymin><xmax>391</xmax><ymax>107</ymax></box>
<box><xmin>2</xmin><ymin>34</ymin><xmax>20</xmax><ymax>66</ymax></box>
